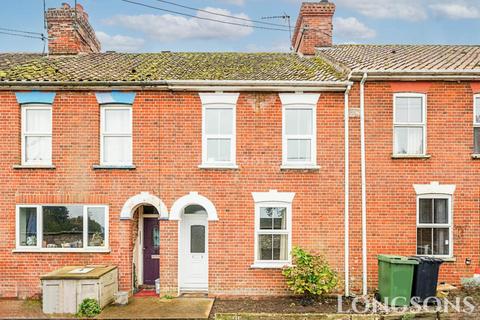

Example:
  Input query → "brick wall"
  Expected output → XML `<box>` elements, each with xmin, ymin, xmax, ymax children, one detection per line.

<box><xmin>0</xmin><ymin>90</ymin><xmax>347</xmax><ymax>298</ymax></box>
<box><xmin>348</xmin><ymin>81</ymin><xmax>480</xmax><ymax>292</ymax></box>
<box><xmin>2</xmin><ymin>82</ymin><xmax>478</xmax><ymax>298</ymax></box>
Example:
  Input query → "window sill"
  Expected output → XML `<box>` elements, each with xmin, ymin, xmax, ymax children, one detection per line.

<box><xmin>13</xmin><ymin>164</ymin><xmax>56</xmax><ymax>169</ymax></box>
<box><xmin>12</xmin><ymin>247</ymin><xmax>111</xmax><ymax>253</ymax></box>
<box><xmin>391</xmin><ymin>154</ymin><xmax>431</xmax><ymax>159</ymax></box>
<box><xmin>198</xmin><ymin>164</ymin><xmax>239</xmax><ymax>170</ymax></box>
<box><xmin>92</xmin><ymin>165</ymin><xmax>136</xmax><ymax>170</ymax></box>
<box><xmin>416</xmin><ymin>255</ymin><xmax>456</xmax><ymax>262</ymax></box>
<box><xmin>472</xmin><ymin>154</ymin><xmax>480</xmax><ymax>159</ymax></box>
<box><xmin>280</xmin><ymin>164</ymin><xmax>320</xmax><ymax>171</ymax></box>
<box><xmin>250</xmin><ymin>262</ymin><xmax>291</xmax><ymax>269</ymax></box>
<box><xmin>441</xmin><ymin>257</ymin><xmax>456</xmax><ymax>262</ymax></box>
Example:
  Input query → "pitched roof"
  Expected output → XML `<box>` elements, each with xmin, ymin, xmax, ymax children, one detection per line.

<box><xmin>0</xmin><ymin>52</ymin><xmax>345</xmax><ymax>83</ymax></box>
<box><xmin>318</xmin><ymin>45</ymin><xmax>480</xmax><ymax>72</ymax></box>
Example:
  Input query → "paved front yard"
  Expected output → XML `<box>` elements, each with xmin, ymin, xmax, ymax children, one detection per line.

<box><xmin>2</xmin><ymin>289</ymin><xmax>480</xmax><ymax>320</ymax></box>
<box><xmin>0</xmin><ymin>297</ymin><xmax>213</xmax><ymax>319</ymax></box>
<box><xmin>98</xmin><ymin>297</ymin><xmax>213</xmax><ymax>319</ymax></box>
<box><xmin>0</xmin><ymin>299</ymin><xmax>59</xmax><ymax>319</ymax></box>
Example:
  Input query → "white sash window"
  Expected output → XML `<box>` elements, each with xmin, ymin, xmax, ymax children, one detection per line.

<box><xmin>200</xmin><ymin>93</ymin><xmax>239</xmax><ymax>168</ymax></box>
<box><xmin>21</xmin><ymin>104</ymin><xmax>52</xmax><ymax>165</ymax></box>
<box><xmin>393</xmin><ymin>93</ymin><xmax>426</xmax><ymax>156</ymax></box>
<box><xmin>100</xmin><ymin>105</ymin><xmax>132</xmax><ymax>166</ymax></box>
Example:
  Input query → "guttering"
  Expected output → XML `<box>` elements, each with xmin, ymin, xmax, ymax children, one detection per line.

<box><xmin>350</xmin><ymin>69</ymin><xmax>480</xmax><ymax>81</ymax></box>
<box><xmin>344</xmin><ymin>75</ymin><xmax>352</xmax><ymax>297</ymax></box>
<box><xmin>360</xmin><ymin>72</ymin><xmax>368</xmax><ymax>296</ymax></box>
<box><xmin>0</xmin><ymin>79</ymin><xmax>352</xmax><ymax>92</ymax></box>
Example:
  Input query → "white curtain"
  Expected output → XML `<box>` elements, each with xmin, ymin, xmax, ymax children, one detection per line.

<box><xmin>395</xmin><ymin>127</ymin><xmax>422</xmax><ymax>154</ymax></box>
<box><xmin>103</xmin><ymin>136</ymin><xmax>132</xmax><ymax>164</ymax></box>
<box><xmin>25</xmin><ymin>109</ymin><xmax>51</xmax><ymax>133</ymax></box>
<box><xmin>25</xmin><ymin>136</ymin><xmax>51</xmax><ymax>162</ymax></box>
<box><xmin>287</xmin><ymin>139</ymin><xmax>311</xmax><ymax>161</ymax></box>
<box><xmin>205</xmin><ymin>108</ymin><xmax>232</xmax><ymax>135</ymax></box>
<box><xmin>207</xmin><ymin>138</ymin><xmax>230</xmax><ymax>162</ymax></box>
<box><xmin>104</xmin><ymin>109</ymin><xmax>131</xmax><ymax>134</ymax></box>
<box><xmin>407</xmin><ymin>127</ymin><xmax>423</xmax><ymax>154</ymax></box>
<box><xmin>285</xmin><ymin>108</ymin><xmax>312</xmax><ymax>135</ymax></box>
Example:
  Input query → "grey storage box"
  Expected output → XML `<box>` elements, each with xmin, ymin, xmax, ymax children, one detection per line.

<box><xmin>41</xmin><ymin>265</ymin><xmax>118</xmax><ymax>314</ymax></box>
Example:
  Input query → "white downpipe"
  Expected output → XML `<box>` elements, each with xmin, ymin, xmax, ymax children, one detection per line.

<box><xmin>344</xmin><ymin>83</ymin><xmax>352</xmax><ymax>297</ymax></box>
<box><xmin>360</xmin><ymin>73</ymin><xmax>368</xmax><ymax>296</ymax></box>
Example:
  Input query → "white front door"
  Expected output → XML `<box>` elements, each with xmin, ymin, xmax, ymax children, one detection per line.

<box><xmin>179</xmin><ymin>213</ymin><xmax>208</xmax><ymax>291</ymax></box>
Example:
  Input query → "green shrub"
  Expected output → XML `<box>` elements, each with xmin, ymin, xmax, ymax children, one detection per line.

<box><xmin>77</xmin><ymin>298</ymin><xmax>101</xmax><ymax>318</ymax></box>
<box><xmin>282</xmin><ymin>247</ymin><xmax>338</xmax><ymax>305</ymax></box>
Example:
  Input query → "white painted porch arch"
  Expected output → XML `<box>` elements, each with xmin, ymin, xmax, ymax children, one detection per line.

<box><xmin>170</xmin><ymin>192</ymin><xmax>218</xmax><ymax>221</ymax></box>
<box><xmin>120</xmin><ymin>192</ymin><xmax>169</xmax><ymax>220</ymax></box>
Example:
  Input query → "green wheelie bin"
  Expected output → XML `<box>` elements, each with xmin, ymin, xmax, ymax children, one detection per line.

<box><xmin>377</xmin><ymin>255</ymin><xmax>419</xmax><ymax>307</ymax></box>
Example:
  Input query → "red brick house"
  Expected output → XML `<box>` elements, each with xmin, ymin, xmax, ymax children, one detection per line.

<box><xmin>1</xmin><ymin>1</ymin><xmax>480</xmax><ymax>298</ymax></box>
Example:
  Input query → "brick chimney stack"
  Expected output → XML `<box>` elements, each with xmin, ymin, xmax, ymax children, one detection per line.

<box><xmin>292</xmin><ymin>1</ymin><xmax>335</xmax><ymax>56</ymax></box>
<box><xmin>46</xmin><ymin>3</ymin><xmax>101</xmax><ymax>55</ymax></box>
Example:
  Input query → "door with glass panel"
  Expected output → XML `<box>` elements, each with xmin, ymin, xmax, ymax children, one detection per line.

<box><xmin>143</xmin><ymin>217</ymin><xmax>160</xmax><ymax>285</ymax></box>
<box><xmin>179</xmin><ymin>205</ymin><xmax>208</xmax><ymax>292</ymax></box>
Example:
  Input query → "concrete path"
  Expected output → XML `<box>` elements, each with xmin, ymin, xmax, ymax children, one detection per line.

<box><xmin>98</xmin><ymin>297</ymin><xmax>214</xmax><ymax>319</ymax></box>
<box><xmin>0</xmin><ymin>297</ymin><xmax>214</xmax><ymax>319</ymax></box>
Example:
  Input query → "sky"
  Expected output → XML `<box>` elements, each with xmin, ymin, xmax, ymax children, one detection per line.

<box><xmin>1</xmin><ymin>0</ymin><xmax>480</xmax><ymax>53</ymax></box>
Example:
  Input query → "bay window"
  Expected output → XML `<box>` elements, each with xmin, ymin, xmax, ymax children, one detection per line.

<box><xmin>393</xmin><ymin>93</ymin><xmax>426</xmax><ymax>156</ymax></box>
<box><xmin>16</xmin><ymin>205</ymin><xmax>108</xmax><ymax>251</ymax></box>
<box><xmin>21</xmin><ymin>104</ymin><xmax>52</xmax><ymax>165</ymax></box>
<box><xmin>100</xmin><ymin>105</ymin><xmax>132</xmax><ymax>166</ymax></box>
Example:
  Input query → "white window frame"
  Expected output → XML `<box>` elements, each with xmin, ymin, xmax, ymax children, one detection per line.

<box><xmin>15</xmin><ymin>204</ymin><xmax>109</xmax><ymax>253</ymax></box>
<box><xmin>473</xmin><ymin>94</ymin><xmax>480</xmax><ymax>154</ymax></box>
<box><xmin>393</xmin><ymin>93</ymin><xmax>427</xmax><ymax>156</ymax></box>
<box><xmin>251</xmin><ymin>190</ymin><xmax>295</xmax><ymax>268</ymax></box>
<box><xmin>416</xmin><ymin>194</ymin><xmax>453</xmax><ymax>258</ymax></box>
<box><xmin>280</xmin><ymin>93</ymin><xmax>319</xmax><ymax>169</ymax></box>
<box><xmin>21</xmin><ymin>104</ymin><xmax>52</xmax><ymax>166</ymax></box>
<box><xmin>199</xmin><ymin>93</ymin><xmax>239</xmax><ymax>168</ymax></box>
<box><xmin>100</xmin><ymin>104</ymin><xmax>133</xmax><ymax>166</ymax></box>
<box><xmin>414</xmin><ymin>182</ymin><xmax>455</xmax><ymax>258</ymax></box>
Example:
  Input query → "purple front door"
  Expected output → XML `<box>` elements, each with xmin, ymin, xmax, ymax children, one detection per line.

<box><xmin>143</xmin><ymin>218</ymin><xmax>160</xmax><ymax>285</ymax></box>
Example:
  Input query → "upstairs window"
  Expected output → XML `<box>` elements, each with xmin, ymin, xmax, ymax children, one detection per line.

<box><xmin>393</xmin><ymin>93</ymin><xmax>426</xmax><ymax>156</ymax></box>
<box><xmin>200</xmin><ymin>93</ymin><xmax>239</xmax><ymax>168</ymax></box>
<box><xmin>21</xmin><ymin>104</ymin><xmax>52</xmax><ymax>165</ymax></box>
<box><xmin>100</xmin><ymin>105</ymin><xmax>132</xmax><ymax>166</ymax></box>
<box><xmin>280</xmin><ymin>93</ymin><xmax>319</xmax><ymax>168</ymax></box>
<box><xmin>474</xmin><ymin>95</ymin><xmax>480</xmax><ymax>154</ymax></box>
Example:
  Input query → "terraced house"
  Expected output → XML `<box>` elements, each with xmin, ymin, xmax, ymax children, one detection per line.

<box><xmin>1</xmin><ymin>0</ymin><xmax>480</xmax><ymax>298</ymax></box>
